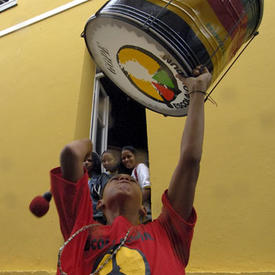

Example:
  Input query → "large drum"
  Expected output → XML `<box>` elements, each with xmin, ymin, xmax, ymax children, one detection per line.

<box><xmin>83</xmin><ymin>0</ymin><xmax>263</xmax><ymax>116</ymax></box>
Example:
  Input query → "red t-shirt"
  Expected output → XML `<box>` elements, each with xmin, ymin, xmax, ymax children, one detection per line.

<box><xmin>51</xmin><ymin>167</ymin><xmax>197</xmax><ymax>275</ymax></box>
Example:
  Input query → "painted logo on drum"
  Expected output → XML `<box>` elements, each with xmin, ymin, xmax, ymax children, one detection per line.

<box><xmin>117</xmin><ymin>46</ymin><xmax>182</xmax><ymax>108</ymax></box>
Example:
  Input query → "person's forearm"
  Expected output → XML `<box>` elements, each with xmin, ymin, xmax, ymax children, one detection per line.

<box><xmin>168</xmin><ymin>67</ymin><xmax>211</xmax><ymax>219</ymax></box>
<box><xmin>60</xmin><ymin>139</ymin><xmax>92</xmax><ymax>182</ymax></box>
<box><xmin>180</xmin><ymin>92</ymin><xmax>205</xmax><ymax>163</ymax></box>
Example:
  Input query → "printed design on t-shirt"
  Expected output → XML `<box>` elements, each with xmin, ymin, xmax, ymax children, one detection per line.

<box><xmin>92</xmin><ymin>246</ymin><xmax>151</xmax><ymax>274</ymax></box>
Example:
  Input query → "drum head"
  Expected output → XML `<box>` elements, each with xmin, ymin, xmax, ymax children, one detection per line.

<box><xmin>84</xmin><ymin>16</ymin><xmax>192</xmax><ymax>117</ymax></box>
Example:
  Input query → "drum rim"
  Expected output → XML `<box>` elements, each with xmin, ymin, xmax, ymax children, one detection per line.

<box><xmin>82</xmin><ymin>10</ymin><xmax>213</xmax><ymax>116</ymax></box>
<box><xmin>252</xmin><ymin>0</ymin><xmax>264</xmax><ymax>36</ymax></box>
<box><xmin>83</xmin><ymin>15</ymin><xmax>193</xmax><ymax>116</ymax></box>
<box><xmin>83</xmin><ymin>12</ymin><xmax>214</xmax><ymax>74</ymax></box>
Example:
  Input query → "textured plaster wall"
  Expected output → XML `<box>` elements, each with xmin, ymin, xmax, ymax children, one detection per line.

<box><xmin>0</xmin><ymin>0</ymin><xmax>105</xmax><ymax>271</ymax></box>
<box><xmin>148</xmin><ymin>0</ymin><xmax>275</xmax><ymax>273</ymax></box>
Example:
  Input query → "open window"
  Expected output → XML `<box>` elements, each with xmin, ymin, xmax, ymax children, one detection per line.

<box><xmin>90</xmin><ymin>69</ymin><xmax>149</xmax><ymax>164</ymax></box>
<box><xmin>90</xmin><ymin>69</ymin><xmax>151</xmax><ymax>222</ymax></box>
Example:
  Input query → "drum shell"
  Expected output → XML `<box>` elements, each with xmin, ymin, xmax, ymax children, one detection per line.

<box><xmin>84</xmin><ymin>0</ymin><xmax>263</xmax><ymax>116</ymax></box>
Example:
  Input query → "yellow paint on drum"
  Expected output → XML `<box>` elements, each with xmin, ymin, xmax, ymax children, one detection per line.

<box><xmin>117</xmin><ymin>47</ymin><xmax>163</xmax><ymax>101</ymax></box>
<box><xmin>118</xmin><ymin>48</ymin><xmax>160</xmax><ymax>75</ymax></box>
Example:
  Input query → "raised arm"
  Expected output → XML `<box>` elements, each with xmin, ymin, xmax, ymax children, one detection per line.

<box><xmin>168</xmin><ymin>66</ymin><xmax>212</xmax><ymax>220</ymax></box>
<box><xmin>60</xmin><ymin>139</ymin><xmax>93</xmax><ymax>182</ymax></box>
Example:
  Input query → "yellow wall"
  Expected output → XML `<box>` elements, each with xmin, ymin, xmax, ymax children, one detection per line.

<box><xmin>0</xmin><ymin>0</ymin><xmax>105</xmax><ymax>272</ymax></box>
<box><xmin>149</xmin><ymin>0</ymin><xmax>275</xmax><ymax>273</ymax></box>
<box><xmin>0</xmin><ymin>0</ymin><xmax>274</xmax><ymax>274</ymax></box>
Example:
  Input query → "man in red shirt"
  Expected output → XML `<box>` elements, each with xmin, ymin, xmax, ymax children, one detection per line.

<box><xmin>51</xmin><ymin>66</ymin><xmax>212</xmax><ymax>274</ymax></box>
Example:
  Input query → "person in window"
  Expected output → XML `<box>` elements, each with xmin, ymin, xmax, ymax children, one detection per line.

<box><xmin>50</xmin><ymin>66</ymin><xmax>212</xmax><ymax>275</ymax></box>
<box><xmin>121</xmin><ymin>146</ymin><xmax>152</xmax><ymax>222</ymax></box>
<box><xmin>101</xmin><ymin>150</ymin><xmax>120</xmax><ymax>176</ymax></box>
<box><xmin>84</xmin><ymin>151</ymin><xmax>110</xmax><ymax>224</ymax></box>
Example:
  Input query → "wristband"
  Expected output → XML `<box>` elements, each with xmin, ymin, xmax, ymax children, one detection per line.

<box><xmin>187</xmin><ymin>90</ymin><xmax>218</xmax><ymax>106</ymax></box>
<box><xmin>188</xmin><ymin>90</ymin><xmax>207</xmax><ymax>96</ymax></box>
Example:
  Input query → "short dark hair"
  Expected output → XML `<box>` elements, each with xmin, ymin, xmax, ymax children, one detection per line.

<box><xmin>121</xmin><ymin>145</ymin><xmax>136</xmax><ymax>155</ymax></box>
<box><xmin>91</xmin><ymin>152</ymin><xmax>102</xmax><ymax>175</ymax></box>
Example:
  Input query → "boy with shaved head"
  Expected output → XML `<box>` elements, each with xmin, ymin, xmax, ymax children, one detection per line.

<box><xmin>51</xmin><ymin>66</ymin><xmax>212</xmax><ymax>274</ymax></box>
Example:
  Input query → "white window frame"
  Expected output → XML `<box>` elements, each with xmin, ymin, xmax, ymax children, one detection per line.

<box><xmin>90</xmin><ymin>71</ymin><xmax>110</xmax><ymax>155</ymax></box>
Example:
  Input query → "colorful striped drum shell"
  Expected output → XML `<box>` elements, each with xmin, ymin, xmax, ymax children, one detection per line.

<box><xmin>83</xmin><ymin>0</ymin><xmax>263</xmax><ymax>116</ymax></box>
